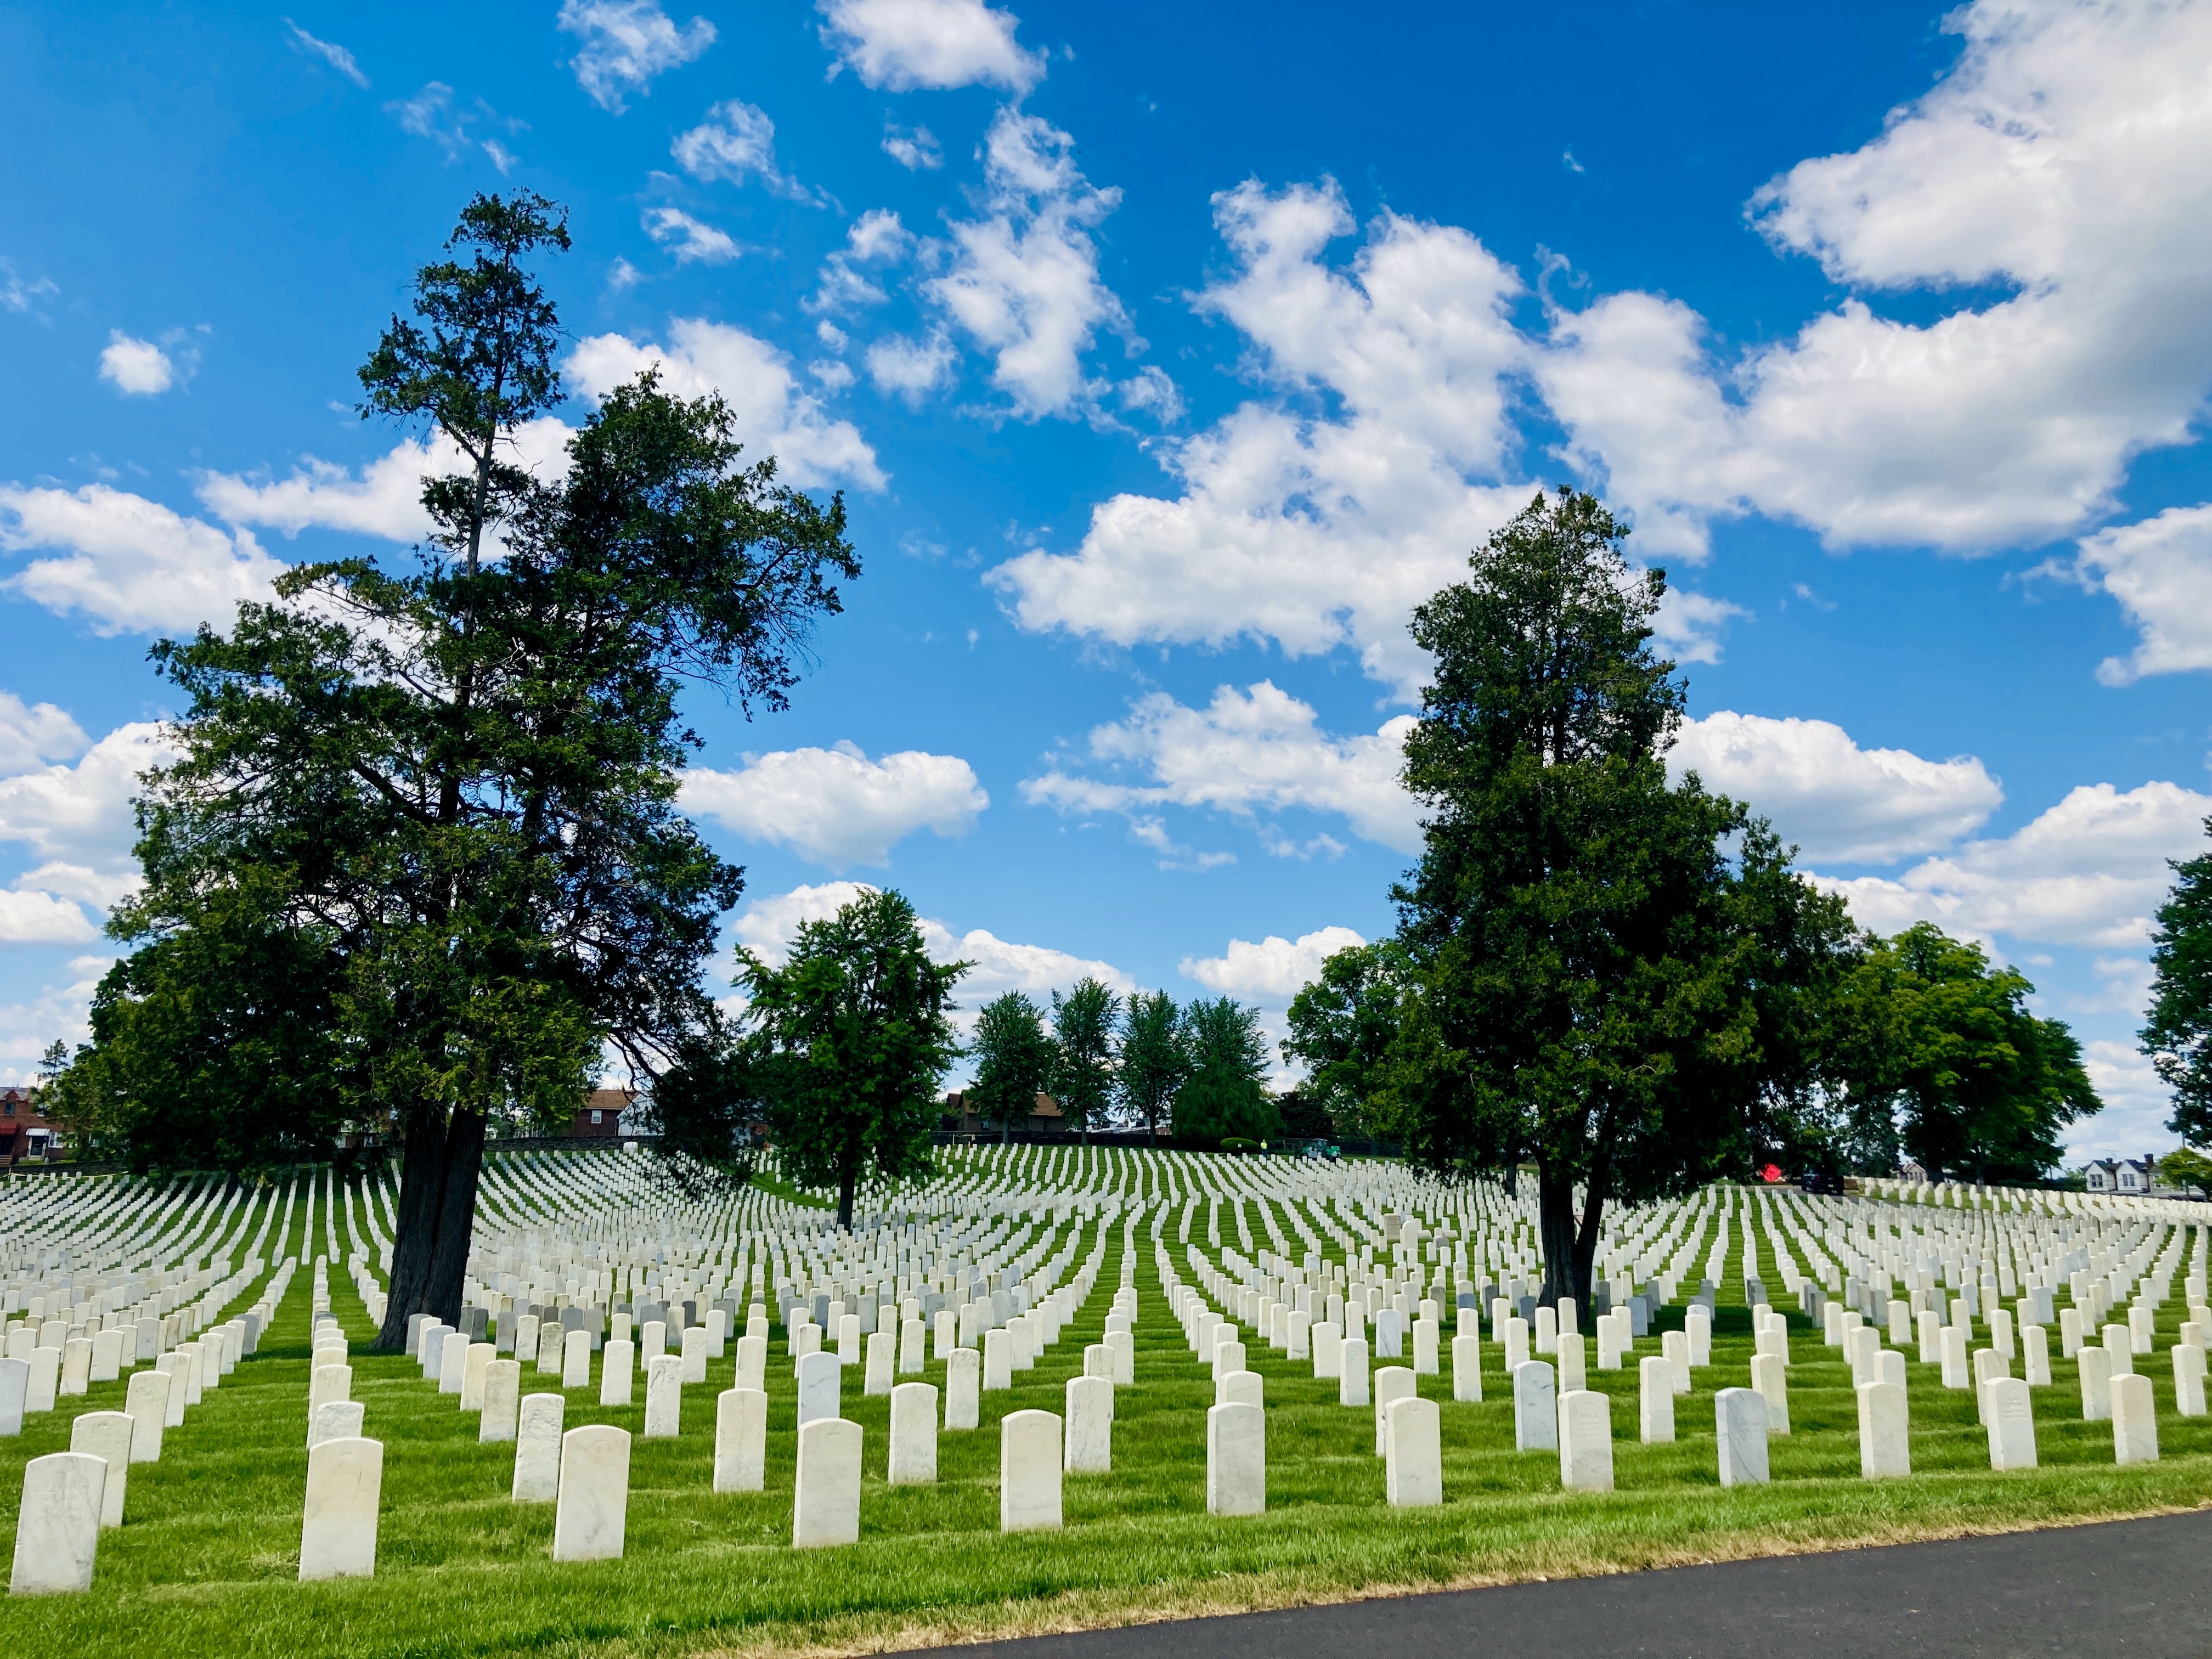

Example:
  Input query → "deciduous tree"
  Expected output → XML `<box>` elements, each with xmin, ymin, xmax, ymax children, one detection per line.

<box><xmin>1841</xmin><ymin>923</ymin><xmax>2100</xmax><ymax>1183</ymax></box>
<box><xmin>739</xmin><ymin>889</ymin><xmax>963</xmax><ymax>1227</ymax></box>
<box><xmin>1117</xmin><ymin>990</ymin><xmax>1186</xmax><ymax>1145</ymax></box>
<box><xmin>1281</xmin><ymin>941</ymin><xmax>1406</xmax><ymax>1138</ymax></box>
<box><xmin>968</xmin><ymin>991</ymin><xmax>1056</xmax><ymax>1143</ymax></box>
<box><xmin>1051</xmin><ymin>978</ymin><xmax>1120</xmax><ymax>1144</ymax></box>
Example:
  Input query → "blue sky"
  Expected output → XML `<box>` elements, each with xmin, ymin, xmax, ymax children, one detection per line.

<box><xmin>2</xmin><ymin>0</ymin><xmax>2208</xmax><ymax>1161</ymax></box>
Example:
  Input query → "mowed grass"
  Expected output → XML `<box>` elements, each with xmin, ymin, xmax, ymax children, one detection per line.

<box><xmin>3</xmin><ymin>1189</ymin><xmax>2210</xmax><ymax>1659</ymax></box>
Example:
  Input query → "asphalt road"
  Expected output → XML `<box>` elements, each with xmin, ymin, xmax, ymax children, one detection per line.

<box><xmin>918</xmin><ymin>1510</ymin><xmax>2212</xmax><ymax>1658</ymax></box>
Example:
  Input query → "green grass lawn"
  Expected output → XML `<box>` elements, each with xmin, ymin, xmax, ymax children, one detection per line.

<box><xmin>4</xmin><ymin>1190</ymin><xmax>2208</xmax><ymax>1659</ymax></box>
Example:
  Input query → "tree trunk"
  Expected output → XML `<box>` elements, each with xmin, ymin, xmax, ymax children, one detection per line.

<box><xmin>375</xmin><ymin>1106</ymin><xmax>488</xmax><ymax>1350</ymax></box>
<box><xmin>837</xmin><ymin>1162</ymin><xmax>856</xmax><ymax>1231</ymax></box>
<box><xmin>1537</xmin><ymin>1156</ymin><xmax>1584</xmax><ymax>1309</ymax></box>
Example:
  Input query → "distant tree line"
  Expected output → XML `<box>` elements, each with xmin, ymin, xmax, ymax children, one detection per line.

<box><xmin>963</xmin><ymin>983</ymin><xmax>1278</xmax><ymax>1147</ymax></box>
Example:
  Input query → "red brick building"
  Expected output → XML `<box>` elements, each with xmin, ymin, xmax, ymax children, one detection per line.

<box><xmin>0</xmin><ymin>1087</ymin><xmax>62</xmax><ymax>1164</ymax></box>
<box><xmin>574</xmin><ymin>1088</ymin><xmax>636</xmax><ymax>1137</ymax></box>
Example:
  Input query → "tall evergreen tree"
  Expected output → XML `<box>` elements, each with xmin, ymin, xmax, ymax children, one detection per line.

<box><xmin>1173</xmin><ymin>996</ymin><xmax>1278</xmax><ymax>1142</ymax></box>
<box><xmin>43</xmin><ymin>193</ymin><xmax>861</xmax><ymax>1344</ymax></box>
<box><xmin>1390</xmin><ymin>488</ymin><xmax>1856</xmax><ymax>1308</ymax></box>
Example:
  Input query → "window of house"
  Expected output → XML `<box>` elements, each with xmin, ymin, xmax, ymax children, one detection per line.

<box><xmin>590</xmin><ymin>1110</ymin><xmax>602</xmax><ymax>1125</ymax></box>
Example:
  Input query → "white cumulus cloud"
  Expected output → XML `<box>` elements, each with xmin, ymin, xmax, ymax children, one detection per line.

<box><xmin>1181</xmin><ymin>926</ymin><xmax>1367</xmax><ymax>1000</ymax></box>
<box><xmin>990</xmin><ymin>181</ymin><xmax>1554</xmax><ymax>696</ymax></box>
<box><xmin>642</xmin><ymin>206</ymin><xmax>740</xmax><ymax>265</ymax></box>
<box><xmin>0</xmin><ymin>693</ymin><xmax>89</xmax><ymax>775</ymax></box>
<box><xmin>1023</xmin><ymin>681</ymin><xmax>1422</xmax><ymax>854</ymax></box>
<box><xmin>2062</xmin><ymin>504</ymin><xmax>2212</xmax><ymax>686</ymax></box>
<box><xmin>558</xmin><ymin>0</ymin><xmax>715</xmax><ymax>113</ymax></box>
<box><xmin>865</xmin><ymin>330</ymin><xmax>956</xmax><ymax>404</ymax></box>
<box><xmin>98</xmin><ymin>332</ymin><xmax>174</xmax><ymax>396</ymax></box>
<box><xmin>0</xmin><ymin>483</ymin><xmax>285</xmax><ymax>634</ymax></box>
<box><xmin>808</xmin><ymin>210</ymin><xmax>914</xmax><ymax>318</ymax></box>
<box><xmin>568</xmin><ymin>319</ymin><xmax>884</xmax><ymax>490</ymax></box>
<box><xmin>922</xmin><ymin>108</ymin><xmax>1132</xmax><ymax>419</ymax></box>
<box><xmin>1814</xmin><ymin>779</ymin><xmax>2211</xmax><ymax>950</ymax></box>
<box><xmin>0</xmin><ymin>720</ymin><xmax>177</xmax><ymax>865</ymax></box>
<box><xmin>1669</xmin><ymin>711</ymin><xmax>2003</xmax><ymax>864</ymax></box>
<box><xmin>816</xmin><ymin>0</ymin><xmax>1044</xmax><ymax>92</ymax></box>
<box><xmin>882</xmin><ymin>123</ymin><xmax>943</xmax><ymax>171</ymax></box>
<box><xmin>0</xmin><ymin>890</ymin><xmax>98</xmax><ymax>947</ymax></box>
<box><xmin>672</xmin><ymin>100</ymin><xmax>815</xmax><ymax>201</ymax></box>
<box><xmin>681</xmin><ymin>742</ymin><xmax>987</xmax><ymax>867</ymax></box>
<box><xmin>1545</xmin><ymin>0</ymin><xmax>2212</xmax><ymax>557</ymax></box>
<box><xmin>196</xmin><ymin>416</ymin><xmax>573</xmax><ymax>544</ymax></box>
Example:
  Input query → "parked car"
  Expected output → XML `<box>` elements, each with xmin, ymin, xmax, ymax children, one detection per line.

<box><xmin>1797</xmin><ymin>1170</ymin><xmax>1845</xmax><ymax>1195</ymax></box>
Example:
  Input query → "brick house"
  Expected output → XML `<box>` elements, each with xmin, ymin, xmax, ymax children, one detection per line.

<box><xmin>0</xmin><ymin>1087</ymin><xmax>63</xmax><ymax>1164</ymax></box>
<box><xmin>574</xmin><ymin>1088</ymin><xmax>637</xmax><ymax>1137</ymax></box>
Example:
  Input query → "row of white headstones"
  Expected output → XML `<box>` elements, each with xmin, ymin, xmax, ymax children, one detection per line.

<box><xmin>1161</xmin><ymin>1227</ymin><xmax>2212</xmax><ymax>1500</ymax></box>
<box><xmin>5</xmin><ymin>1258</ymin><xmax>301</xmax><ymax>1594</ymax></box>
<box><xmin>13</xmin><ymin>1171</ymin><xmax>2210</xmax><ymax>1595</ymax></box>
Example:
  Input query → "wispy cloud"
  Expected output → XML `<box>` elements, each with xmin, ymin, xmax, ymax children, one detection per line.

<box><xmin>558</xmin><ymin>0</ymin><xmax>716</xmax><ymax>114</ymax></box>
<box><xmin>283</xmin><ymin>19</ymin><xmax>369</xmax><ymax>87</ymax></box>
<box><xmin>641</xmin><ymin>206</ymin><xmax>739</xmax><ymax>264</ymax></box>
<box><xmin>1</xmin><ymin>260</ymin><xmax>59</xmax><ymax>317</ymax></box>
<box><xmin>386</xmin><ymin>82</ymin><xmax>527</xmax><ymax>171</ymax></box>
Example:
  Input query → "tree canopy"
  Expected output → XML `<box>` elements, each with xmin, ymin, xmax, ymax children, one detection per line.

<box><xmin>2142</xmin><ymin>816</ymin><xmax>2212</xmax><ymax>1147</ymax></box>
<box><xmin>43</xmin><ymin>192</ymin><xmax>861</xmax><ymax>1344</ymax></box>
<box><xmin>1116</xmin><ymin>990</ymin><xmax>1187</xmax><ymax>1144</ymax></box>
<box><xmin>1387</xmin><ymin>488</ymin><xmax>1859</xmax><ymax>1307</ymax></box>
<box><xmin>1835</xmin><ymin>923</ymin><xmax>2099</xmax><ymax>1183</ymax></box>
<box><xmin>1050</xmin><ymin>978</ymin><xmax>1121</xmax><ymax>1143</ymax></box>
<box><xmin>1281</xmin><ymin>941</ymin><xmax>1406</xmax><ymax>1139</ymax></box>
<box><xmin>737</xmin><ymin>888</ymin><xmax>963</xmax><ymax>1228</ymax></box>
<box><xmin>1173</xmin><ymin>996</ymin><xmax>1278</xmax><ymax>1142</ymax></box>
<box><xmin>967</xmin><ymin>991</ymin><xmax>1056</xmax><ymax>1143</ymax></box>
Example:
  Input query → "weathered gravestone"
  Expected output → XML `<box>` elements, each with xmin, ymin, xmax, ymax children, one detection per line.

<box><xmin>299</xmin><ymin>1437</ymin><xmax>382</xmax><ymax>1581</ymax></box>
<box><xmin>1385</xmin><ymin>1395</ymin><xmax>1442</xmax><ymax>1508</ymax></box>
<box><xmin>1514</xmin><ymin>1359</ymin><xmax>1558</xmax><ymax>1452</ymax></box>
<box><xmin>512</xmin><ymin>1393</ymin><xmax>565</xmax><ymax>1503</ymax></box>
<box><xmin>889</xmin><ymin>1381</ymin><xmax>940</xmax><ymax>1485</ymax></box>
<box><xmin>1559</xmin><ymin>1389</ymin><xmax>1614</xmax><ymax>1492</ymax></box>
<box><xmin>1206</xmin><ymin>1400</ymin><xmax>1265</xmax><ymax>1516</ymax></box>
<box><xmin>10</xmin><ymin>1452</ymin><xmax>104</xmax><ymax>1594</ymax></box>
<box><xmin>714</xmin><ymin>1386</ymin><xmax>768</xmax><ymax>1493</ymax></box>
<box><xmin>310</xmin><ymin>1400</ymin><xmax>365</xmax><ymax>1450</ymax></box>
<box><xmin>68</xmin><ymin>1412</ymin><xmax>132</xmax><ymax>1527</ymax></box>
<box><xmin>1714</xmin><ymin>1387</ymin><xmax>1769</xmax><ymax>1487</ymax></box>
<box><xmin>1000</xmin><ymin>1409</ymin><xmax>1063</xmax><ymax>1533</ymax></box>
<box><xmin>797</xmin><ymin>1350</ymin><xmax>842</xmax><ymax>1426</ymax></box>
<box><xmin>793</xmin><ymin>1417</ymin><xmax>861</xmax><ymax>1548</ymax></box>
<box><xmin>552</xmin><ymin>1424</ymin><xmax>630</xmax><ymax>1561</ymax></box>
